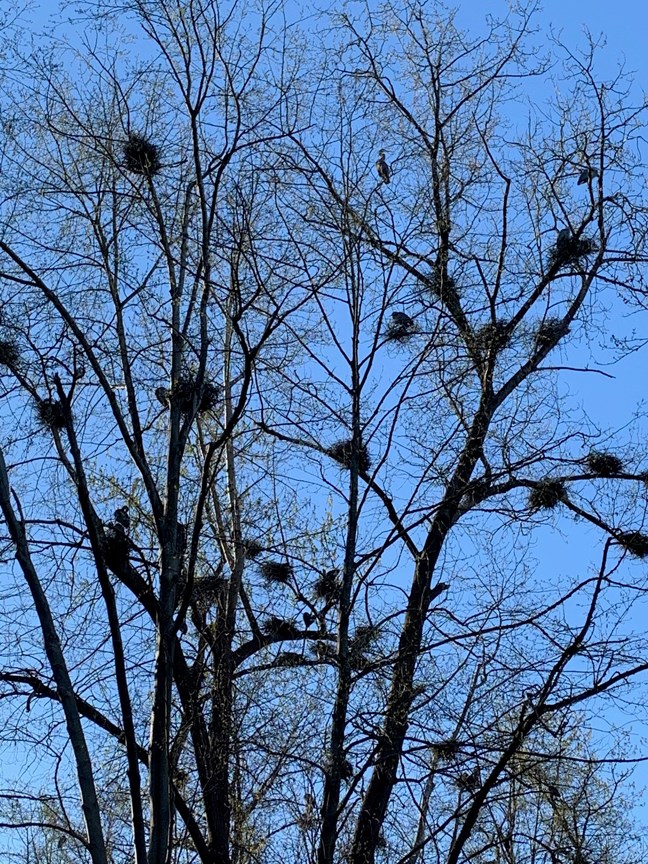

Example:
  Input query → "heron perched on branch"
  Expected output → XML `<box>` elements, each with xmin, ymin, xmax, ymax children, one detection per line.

<box><xmin>376</xmin><ymin>150</ymin><xmax>390</xmax><ymax>184</ymax></box>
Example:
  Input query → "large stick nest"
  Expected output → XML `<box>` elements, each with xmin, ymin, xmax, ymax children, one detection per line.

<box><xmin>473</xmin><ymin>321</ymin><xmax>511</xmax><ymax>351</ymax></box>
<box><xmin>0</xmin><ymin>338</ymin><xmax>20</xmax><ymax>369</ymax></box>
<box><xmin>242</xmin><ymin>539</ymin><xmax>264</xmax><ymax>560</ymax></box>
<box><xmin>36</xmin><ymin>398</ymin><xmax>67</xmax><ymax>430</ymax></box>
<box><xmin>157</xmin><ymin>374</ymin><xmax>220</xmax><ymax>415</ymax></box>
<box><xmin>585</xmin><ymin>451</ymin><xmax>623</xmax><ymax>476</ymax></box>
<box><xmin>123</xmin><ymin>133</ymin><xmax>162</xmax><ymax>176</ymax></box>
<box><xmin>617</xmin><ymin>531</ymin><xmax>648</xmax><ymax>558</ymax></box>
<box><xmin>528</xmin><ymin>479</ymin><xmax>567</xmax><ymax>510</ymax></box>
<box><xmin>260</xmin><ymin>560</ymin><xmax>293</xmax><ymax>585</ymax></box>
<box><xmin>326</xmin><ymin>439</ymin><xmax>371</xmax><ymax>473</ymax></box>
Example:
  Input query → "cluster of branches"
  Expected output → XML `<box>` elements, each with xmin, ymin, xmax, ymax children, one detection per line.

<box><xmin>0</xmin><ymin>2</ymin><xmax>648</xmax><ymax>864</ymax></box>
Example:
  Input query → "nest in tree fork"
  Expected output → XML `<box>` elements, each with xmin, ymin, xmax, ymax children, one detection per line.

<box><xmin>326</xmin><ymin>439</ymin><xmax>371</xmax><ymax>473</ymax></box>
<box><xmin>422</xmin><ymin>265</ymin><xmax>458</xmax><ymax>301</ymax></box>
<box><xmin>0</xmin><ymin>339</ymin><xmax>20</xmax><ymax>369</ymax></box>
<box><xmin>192</xmin><ymin>576</ymin><xmax>225</xmax><ymax>608</ymax></box>
<box><xmin>528</xmin><ymin>479</ymin><xmax>567</xmax><ymax>511</ymax></box>
<box><xmin>535</xmin><ymin>318</ymin><xmax>570</xmax><ymax>351</ymax></box>
<box><xmin>242</xmin><ymin>538</ymin><xmax>264</xmax><ymax>560</ymax></box>
<box><xmin>123</xmin><ymin>133</ymin><xmax>162</xmax><ymax>176</ymax></box>
<box><xmin>36</xmin><ymin>398</ymin><xmax>67</xmax><ymax>430</ymax></box>
<box><xmin>585</xmin><ymin>451</ymin><xmax>623</xmax><ymax>476</ymax></box>
<box><xmin>473</xmin><ymin>321</ymin><xmax>510</xmax><ymax>351</ymax></box>
<box><xmin>172</xmin><ymin>374</ymin><xmax>219</xmax><ymax>415</ymax></box>
<box><xmin>260</xmin><ymin>560</ymin><xmax>293</xmax><ymax>584</ymax></box>
<box><xmin>617</xmin><ymin>531</ymin><xmax>648</xmax><ymax>558</ymax></box>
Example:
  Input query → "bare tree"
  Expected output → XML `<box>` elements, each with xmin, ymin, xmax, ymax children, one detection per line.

<box><xmin>1</xmin><ymin>2</ymin><xmax>648</xmax><ymax>864</ymax></box>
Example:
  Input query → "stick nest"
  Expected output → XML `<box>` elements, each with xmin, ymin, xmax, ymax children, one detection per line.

<box><xmin>36</xmin><ymin>398</ymin><xmax>67</xmax><ymax>430</ymax></box>
<box><xmin>173</xmin><ymin>374</ymin><xmax>220</xmax><ymax>415</ymax></box>
<box><xmin>431</xmin><ymin>738</ymin><xmax>462</xmax><ymax>760</ymax></box>
<box><xmin>0</xmin><ymin>339</ymin><xmax>20</xmax><ymax>369</ymax></box>
<box><xmin>260</xmin><ymin>560</ymin><xmax>293</xmax><ymax>584</ymax></box>
<box><xmin>528</xmin><ymin>479</ymin><xmax>567</xmax><ymax>510</ymax></box>
<box><xmin>123</xmin><ymin>133</ymin><xmax>162</xmax><ymax>176</ymax></box>
<box><xmin>243</xmin><ymin>539</ymin><xmax>264</xmax><ymax>560</ymax></box>
<box><xmin>473</xmin><ymin>321</ymin><xmax>510</xmax><ymax>351</ymax></box>
<box><xmin>535</xmin><ymin>318</ymin><xmax>570</xmax><ymax>351</ymax></box>
<box><xmin>586</xmin><ymin>451</ymin><xmax>623</xmax><ymax>476</ymax></box>
<box><xmin>617</xmin><ymin>531</ymin><xmax>648</xmax><ymax>558</ymax></box>
<box><xmin>326</xmin><ymin>439</ymin><xmax>371</xmax><ymax>473</ymax></box>
<box><xmin>263</xmin><ymin>616</ymin><xmax>300</xmax><ymax>640</ymax></box>
<box><xmin>192</xmin><ymin>576</ymin><xmax>225</xmax><ymax>608</ymax></box>
<box><xmin>349</xmin><ymin>624</ymin><xmax>381</xmax><ymax>669</ymax></box>
<box><xmin>422</xmin><ymin>266</ymin><xmax>458</xmax><ymax>300</ymax></box>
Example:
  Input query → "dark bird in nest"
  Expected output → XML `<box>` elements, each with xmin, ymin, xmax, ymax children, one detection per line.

<box><xmin>274</xmin><ymin>651</ymin><xmax>303</xmax><ymax>667</ymax></box>
<box><xmin>376</xmin><ymin>150</ymin><xmax>390</xmax><ymax>184</ymax></box>
<box><xmin>0</xmin><ymin>339</ymin><xmax>20</xmax><ymax>369</ymax></box>
<box><xmin>616</xmin><ymin>530</ymin><xmax>648</xmax><ymax>559</ymax></box>
<box><xmin>340</xmin><ymin>757</ymin><xmax>354</xmax><ymax>781</ymax></box>
<box><xmin>547</xmin><ymin>783</ymin><xmax>560</xmax><ymax>799</ymax></box>
<box><xmin>313</xmin><ymin>640</ymin><xmax>337</xmax><ymax>661</ymax></box>
<box><xmin>391</xmin><ymin>311</ymin><xmax>414</xmax><ymax>329</ymax></box>
<box><xmin>155</xmin><ymin>386</ymin><xmax>170</xmax><ymax>407</ymax></box>
<box><xmin>549</xmin><ymin>230</ymin><xmax>598</xmax><ymax>268</ymax></box>
<box><xmin>303</xmin><ymin>611</ymin><xmax>317</xmax><ymax>628</ymax></box>
<box><xmin>113</xmin><ymin>506</ymin><xmax>130</xmax><ymax>532</ymax></box>
<box><xmin>386</xmin><ymin>311</ymin><xmax>416</xmax><ymax>342</ymax></box>
<box><xmin>314</xmin><ymin>568</ymin><xmax>341</xmax><ymax>602</ymax></box>
<box><xmin>36</xmin><ymin>398</ymin><xmax>67</xmax><ymax>430</ymax></box>
<box><xmin>263</xmin><ymin>616</ymin><xmax>300</xmax><ymax>640</ymax></box>
<box><xmin>456</xmin><ymin>767</ymin><xmax>480</xmax><ymax>791</ymax></box>
<box><xmin>123</xmin><ymin>133</ymin><xmax>162</xmax><ymax>176</ymax></box>
<box><xmin>585</xmin><ymin>451</ymin><xmax>623</xmax><ymax>476</ymax></box>
<box><xmin>577</xmin><ymin>167</ymin><xmax>599</xmax><ymax>185</ymax></box>
<box><xmin>260</xmin><ymin>560</ymin><xmax>293</xmax><ymax>584</ymax></box>
<box><xmin>528</xmin><ymin>479</ymin><xmax>567</xmax><ymax>511</ymax></box>
<box><xmin>102</xmin><ymin>522</ymin><xmax>130</xmax><ymax>572</ymax></box>
<box><xmin>326</xmin><ymin>439</ymin><xmax>371</xmax><ymax>473</ymax></box>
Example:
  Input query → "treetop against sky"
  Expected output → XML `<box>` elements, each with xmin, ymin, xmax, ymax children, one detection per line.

<box><xmin>0</xmin><ymin>2</ymin><xmax>648</xmax><ymax>863</ymax></box>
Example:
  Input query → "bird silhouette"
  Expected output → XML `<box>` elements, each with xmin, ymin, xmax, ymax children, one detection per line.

<box><xmin>556</xmin><ymin>228</ymin><xmax>572</xmax><ymax>249</ymax></box>
<box><xmin>376</xmin><ymin>151</ymin><xmax>390</xmax><ymax>184</ymax></box>
<box><xmin>577</xmin><ymin>167</ymin><xmax>599</xmax><ymax>185</ymax></box>
<box><xmin>155</xmin><ymin>387</ymin><xmax>170</xmax><ymax>407</ymax></box>
<box><xmin>391</xmin><ymin>311</ymin><xmax>414</xmax><ymax>330</ymax></box>
<box><xmin>114</xmin><ymin>506</ymin><xmax>130</xmax><ymax>532</ymax></box>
